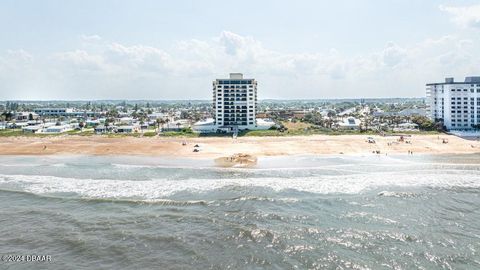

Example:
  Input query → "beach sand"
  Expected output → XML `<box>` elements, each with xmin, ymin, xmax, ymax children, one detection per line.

<box><xmin>0</xmin><ymin>134</ymin><xmax>479</xmax><ymax>158</ymax></box>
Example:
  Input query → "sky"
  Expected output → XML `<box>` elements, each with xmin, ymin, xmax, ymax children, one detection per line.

<box><xmin>1</xmin><ymin>0</ymin><xmax>480</xmax><ymax>100</ymax></box>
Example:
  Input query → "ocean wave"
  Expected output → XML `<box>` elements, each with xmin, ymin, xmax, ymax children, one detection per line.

<box><xmin>0</xmin><ymin>170</ymin><xmax>479</xmax><ymax>200</ymax></box>
<box><xmin>111</xmin><ymin>161</ymin><xmax>480</xmax><ymax>174</ymax></box>
<box><xmin>0</xmin><ymin>163</ymin><xmax>43</xmax><ymax>167</ymax></box>
<box><xmin>377</xmin><ymin>191</ymin><xmax>419</xmax><ymax>198</ymax></box>
<box><xmin>111</xmin><ymin>163</ymin><xmax>212</xmax><ymax>170</ymax></box>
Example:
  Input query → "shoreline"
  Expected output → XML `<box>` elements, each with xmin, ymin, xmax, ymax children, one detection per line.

<box><xmin>0</xmin><ymin>134</ymin><xmax>479</xmax><ymax>158</ymax></box>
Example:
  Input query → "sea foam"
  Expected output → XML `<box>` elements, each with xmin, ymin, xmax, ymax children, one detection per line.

<box><xmin>0</xmin><ymin>169</ymin><xmax>479</xmax><ymax>200</ymax></box>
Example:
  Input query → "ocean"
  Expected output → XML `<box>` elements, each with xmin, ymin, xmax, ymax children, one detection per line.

<box><xmin>0</xmin><ymin>154</ymin><xmax>479</xmax><ymax>269</ymax></box>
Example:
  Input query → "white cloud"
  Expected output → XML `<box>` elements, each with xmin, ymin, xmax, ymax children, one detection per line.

<box><xmin>440</xmin><ymin>4</ymin><xmax>480</xmax><ymax>29</ymax></box>
<box><xmin>0</xmin><ymin>31</ymin><xmax>479</xmax><ymax>99</ymax></box>
<box><xmin>55</xmin><ymin>50</ymin><xmax>104</xmax><ymax>71</ymax></box>
<box><xmin>381</xmin><ymin>42</ymin><xmax>407</xmax><ymax>68</ymax></box>
<box><xmin>80</xmin><ymin>34</ymin><xmax>102</xmax><ymax>42</ymax></box>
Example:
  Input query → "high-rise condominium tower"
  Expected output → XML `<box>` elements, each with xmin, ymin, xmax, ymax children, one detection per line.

<box><xmin>426</xmin><ymin>76</ymin><xmax>480</xmax><ymax>130</ymax></box>
<box><xmin>212</xmin><ymin>73</ymin><xmax>257</xmax><ymax>131</ymax></box>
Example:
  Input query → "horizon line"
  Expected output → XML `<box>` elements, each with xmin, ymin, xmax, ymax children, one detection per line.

<box><xmin>0</xmin><ymin>97</ymin><xmax>426</xmax><ymax>102</ymax></box>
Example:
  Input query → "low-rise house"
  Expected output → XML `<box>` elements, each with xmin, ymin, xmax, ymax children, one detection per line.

<box><xmin>192</xmin><ymin>119</ymin><xmax>217</xmax><ymax>133</ymax></box>
<box><xmin>95</xmin><ymin>125</ymin><xmax>107</xmax><ymax>134</ymax></box>
<box><xmin>162</xmin><ymin>120</ymin><xmax>190</xmax><ymax>132</ymax></box>
<box><xmin>85</xmin><ymin>119</ymin><xmax>100</xmax><ymax>127</ymax></box>
<box><xmin>147</xmin><ymin>112</ymin><xmax>167</xmax><ymax>121</ymax></box>
<box><xmin>44</xmin><ymin>125</ymin><xmax>73</xmax><ymax>134</ymax></box>
<box><xmin>27</xmin><ymin>120</ymin><xmax>41</xmax><ymax>126</ymax></box>
<box><xmin>140</xmin><ymin>123</ymin><xmax>149</xmax><ymax>130</ymax></box>
<box><xmin>95</xmin><ymin>125</ymin><xmax>116</xmax><ymax>134</ymax></box>
<box><xmin>22</xmin><ymin>125</ymin><xmax>43</xmax><ymax>134</ymax></box>
<box><xmin>116</xmin><ymin>125</ymin><xmax>140</xmax><ymax>133</ymax></box>
<box><xmin>255</xmin><ymin>118</ymin><xmax>276</xmax><ymax>130</ymax></box>
<box><xmin>15</xmin><ymin>112</ymin><xmax>39</xmax><ymax>121</ymax></box>
<box><xmin>397</xmin><ymin>108</ymin><xmax>426</xmax><ymax>117</ymax></box>
<box><xmin>118</xmin><ymin>111</ymin><xmax>131</xmax><ymax>118</ymax></box>
<box><xmin>33</xmin><ymin>108</ymin><xmax>73</xmax><ymax>117</ymax></box>
<box><xmin>320</xmin><ymin>109</ymin><xmax>336</xmax><ymax>117</ymax></box>
<box><xmin>192</xmin><ymin>118</ymin><xmax>276</xmax><ymax>133</ymax></box>
<box><xmin>9</xmin><ymin>122</ymin><xmax>28</xmax><ymax>129</ymax></box>
<box><xmin>337</xmin><ymin>117</ymin><xmax>361</xmax><ymax>130</ymax></box>
<box><xmin>118</xmin><ymin>117</ymin><xmax>134</xmax><ymax>125</ymax></box>
<box><xmin>393</xmin><ymin>122</ymin><xmax>419</xmax><ymax>132</ymax></box>
<box><xmin>256</xmin><ymin>112</ymin><xmax>268</xmax><ymax>118</ymax></box>
<box><xmin>373</xmin><ymin>108</ymin><xmax>426</xmax><ymax>118</ymax></box>
<box><xmin>338</xmin><ymin>108</ymin><xmax>356</xmax><ymax>116</ymax></box>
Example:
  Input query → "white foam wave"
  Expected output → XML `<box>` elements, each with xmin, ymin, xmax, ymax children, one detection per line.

<box><xmin>0</xmin><ymin>163</ymin><xmax>42</xmax><ymax>167</ymax></box>
<box><xmin>111</xmin><ymin>163</ymin><xmax>214</xmax><ymax>170</ymax></box>
<box><xmin>0</xmin><ymin>170</ymin><xmax>479</xmax><ymax>200</ymax></box>
<box><xmin>50</xmin><ymin>163</ymin><xmax>67</xmax><ymax>167</ymax></box>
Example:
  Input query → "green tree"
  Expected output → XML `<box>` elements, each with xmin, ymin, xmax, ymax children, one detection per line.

<box><xmin>411</xmin><ymin>115</ymin><xmax>436</xmax><ymax>131</ymax></box>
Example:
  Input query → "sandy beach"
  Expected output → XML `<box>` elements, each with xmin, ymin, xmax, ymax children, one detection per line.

<box><xmin>0</xmin><ymin>134</ymin><xmax>479</xmax><ymax>158</ymax></box>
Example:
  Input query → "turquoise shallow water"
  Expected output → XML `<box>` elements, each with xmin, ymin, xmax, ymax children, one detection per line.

<box><xmin>0</xmin><ymin>154</ymin><xmax>479</xmax><ymax>269</ymax></box>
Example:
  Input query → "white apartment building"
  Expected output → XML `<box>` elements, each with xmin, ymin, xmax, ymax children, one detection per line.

<box><xmin>33</xmin><ymin>108</ymin><xmax>74</xmax><ymax>116</ymax></box>
<box><xmin>426</xmin><ymin>76</ymin><xmax>480</xmax><ymax>130</ymax></box>
<box><xmin>213</xmin><ymin>73</ymin><xmax>257</xmax><ymax>131</ymax></box>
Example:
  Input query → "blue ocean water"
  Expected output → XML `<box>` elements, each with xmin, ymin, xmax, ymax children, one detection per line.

<box><xmin>0</xmin><ymin>154</ymin><xmax>479</xmax><ymax>269</ymax></box>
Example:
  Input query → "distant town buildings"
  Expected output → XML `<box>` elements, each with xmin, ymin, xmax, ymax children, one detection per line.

<box><xmin>0</xmin><ymin>76</ymin><xmax>442</xmax><ymax>135</ymax></box>
<box><xmin>427</xmin><ymin>76</ymin><xmax>480</xmax><ymax>130</ymax></box>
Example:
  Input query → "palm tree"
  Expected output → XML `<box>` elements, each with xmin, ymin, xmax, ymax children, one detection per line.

<box><xmin>165</xmin><ymin>118</ymin><xmax>170</xmax><ymax>130</ymax></box>
<box><xmin>363</xmin><ymin>115</ymin><xmax>371</xmax><ymax>132</ymax></box>
<box><xmin>156</xmin><ymin>118</ymin><xmax>165</xmax><ymax>134</ymax></box>
<box><xmin>176</xmin><ymin>122</ymin><xmax>181</xmax><ymax>131</ymax></box>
